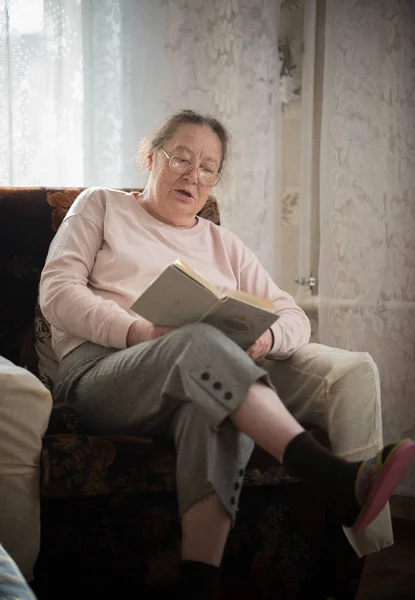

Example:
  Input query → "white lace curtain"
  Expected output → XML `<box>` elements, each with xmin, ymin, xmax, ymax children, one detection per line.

<box><xmin>318</xmin><ymin>0</ymin><xmax>415</xmax><ymax>495</ymax></box>
<box><xmin>0</xmin><ymin>0</ymin><xmax>282</xmax><ymax>275</ymax></box>
<box><xmin>0</xmin><ymin>0</ymin><xmax>83</xmax><ymax>185</ymax></box>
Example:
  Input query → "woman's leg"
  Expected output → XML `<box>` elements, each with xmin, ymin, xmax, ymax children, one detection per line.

<box><xmin>181</xmin><ymin>494</ymin><xmax>230</xmax><ymax>566</ymax></box>
<box><xmin>260</xmin><ymin>344</ymin><xmax>393</xmax><ymax>556</ymax></box>
<box><xmin>178</xmin><ymin>376</ymin><xmax>414</xmax><ymax>577</ymax></box>
<box><xmin>175</xmin><ymin>376</ymin><xmax>414</xmax><ymax>600</ymax></box>
<box><xmin>175</xmin><ymin>382</ymin><xmax>303</xmax><ymax>570</ymax></box>
<box><xmin>232</xmin><ymin>382</ymin><xmax>304</xmax><ymax>460</ymax></box>
<box><xmin>180</xmin><ymin>495</ymin><xmax>230</xmax><ymax>600</ymax></box>
<box><xmin>55</xmin><ymin>325</ymin><xmax>263</xmax><ymax>599</ymax></box>
<box><xmin>231</xmin><ymin>381</ymin><xmax>365</xmax><ymax>526</ymax></box>
<box><xmin>169</xmin><ymin>400</ymin><xmax>253</xmax><ymax>599</ymax></box>
<box><xmin>171</xmin><ymin>406</ymin><xmax>235</xmax><ymax>566</ymax></box>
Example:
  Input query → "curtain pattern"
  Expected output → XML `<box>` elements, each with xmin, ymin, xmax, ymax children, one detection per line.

<box><xmin>0</xmin><ymin>0</ymin><xmax>83</xmax><ymax>185</ymax></box>
<box><xmin>86</xmin><ymin>0</ymin><xmax>281</xmax><ymax>274</ymax></box>
<box><xmin>1</xmin><ymin>0</ymin><xmax>281</xmax><ymax>275</ymax></box>
<box><xmin>319</xmin><ymin>0</ymin><xmax>415</xmax><ymax>495</ymax></box>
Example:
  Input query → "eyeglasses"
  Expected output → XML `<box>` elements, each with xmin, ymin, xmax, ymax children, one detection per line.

<box><xmin>160</xmin><ymin>148</ymin><xmax>220</xmax><ymax>187</ymax></box>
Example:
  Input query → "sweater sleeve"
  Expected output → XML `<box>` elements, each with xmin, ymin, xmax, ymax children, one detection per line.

<box><xmin>238</xmin><ymin>249</ymin><xmax>311</xmax><ymax>360</ymax></box>
<box><xmin>39</xmin><ymin>190</ymin><xmax>140</xmax><ymax>349</ymax></box>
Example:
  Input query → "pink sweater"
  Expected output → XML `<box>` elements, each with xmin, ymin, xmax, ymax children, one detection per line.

<box><xmin>40</xmin><ymin>188</ymin><xmax>310</xmax><ymax>361</ymax></box>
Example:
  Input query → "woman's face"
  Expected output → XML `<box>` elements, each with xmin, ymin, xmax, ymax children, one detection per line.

<box><xmin>145</xmin><ymin>124</ymin><xmax>222</xmax><ymax>227</ymax></box>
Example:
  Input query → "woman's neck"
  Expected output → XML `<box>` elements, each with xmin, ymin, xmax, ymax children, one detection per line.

<box><xmin>137</xmin><ymin>191</ymin><xmax>197</xmax><ymax>229</ymax></box>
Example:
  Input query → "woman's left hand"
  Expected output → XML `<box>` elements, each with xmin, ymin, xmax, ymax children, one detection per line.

<box><xmin>245</xmin><ymin>329</ymin><xmax>273</xmax><ymax>361</ymax></box>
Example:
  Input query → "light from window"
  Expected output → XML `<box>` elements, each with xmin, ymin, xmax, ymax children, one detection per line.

<box><xmin>8</xmin><ymin>0</ymin><xmax>44</xmax><ymax>35</ymax></box>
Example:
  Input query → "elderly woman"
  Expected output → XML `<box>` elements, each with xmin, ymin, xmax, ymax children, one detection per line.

<box><xmin>40</xmin><ymin>110</ymin><xmax>414</xmax><ymax>599</ymax></box>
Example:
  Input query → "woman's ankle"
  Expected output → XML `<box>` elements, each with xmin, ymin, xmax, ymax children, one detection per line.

<box><xmin>180</xmin><ymin>560</ymin><xmax>221</xmax><ymax>600</ymax></box>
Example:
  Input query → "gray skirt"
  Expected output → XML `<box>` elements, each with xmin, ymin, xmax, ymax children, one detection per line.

<box><xmin>54</xmin><ymin>322</ymin><xmax>274</xmax><ymax>521</ymax></box>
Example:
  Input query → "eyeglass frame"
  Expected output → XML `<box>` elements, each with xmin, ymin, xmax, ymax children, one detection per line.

<box><xmin>159</xmin><ymin>148</ymin><xmax>221</xmax><ymax>187</ymax></box>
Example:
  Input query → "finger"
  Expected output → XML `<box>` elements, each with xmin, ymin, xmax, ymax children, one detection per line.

<box><xmin>153</xmin><ymin>326</ymin><xmax>174</xmax><ymax>339</ymax></box>
<box><xmin>246</xmin><ymin>348</ymin><xmax>258</xmax><ymax>360</ymax></box>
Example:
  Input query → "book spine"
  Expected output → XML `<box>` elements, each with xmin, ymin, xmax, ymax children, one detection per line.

<box><xmin>198</xmin><ymin>298</ymin><xmax>225</xmax><ymax>322</ymax></box>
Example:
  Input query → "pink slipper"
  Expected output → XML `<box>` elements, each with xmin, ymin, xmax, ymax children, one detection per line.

<box><xmin>352</xmin><ymin>439</ymin><xmax>415</xmax><ymax>534</ymax></box>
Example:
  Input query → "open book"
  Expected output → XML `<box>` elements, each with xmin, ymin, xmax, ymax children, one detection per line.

<box><xmin>131</xmin><ymin>259</ymin><xmax>278</xmax><ymax>349</ymax></box>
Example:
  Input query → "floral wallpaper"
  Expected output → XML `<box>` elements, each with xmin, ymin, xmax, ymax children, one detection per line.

<box><xmin>159</xmin><ymin>0</ymin><xmax>281</xmax><ymax>276</ymax></box>
<box><xmin>278</xmin><ymin>0</ymin><xmax>305</xmax><ymax>298</ymax></box>
<box><xmin>319</xmin><ymin>0</ymin><xmax>415</xmax><ymax>496</ymax></box>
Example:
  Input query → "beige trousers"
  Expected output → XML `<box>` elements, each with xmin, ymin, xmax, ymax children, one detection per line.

<box><xmin>263</xmin><ymin>342</ymin><xmax>393</xmax><ymax>557</ymax></box>
<box><xmin>0</xmin><ymin>357</ymin><xmax>52</xmax><ymax>581</ymax></box>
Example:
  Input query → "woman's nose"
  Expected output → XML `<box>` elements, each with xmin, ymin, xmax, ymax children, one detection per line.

<box><xmin>183</xmin><ymin>165</ymin><xmax>199</xmax><ymax>184</ymax></box>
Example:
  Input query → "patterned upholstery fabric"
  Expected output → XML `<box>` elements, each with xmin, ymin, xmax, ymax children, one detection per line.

<box><xmin>40</xmin><ymin>433</ymin><xmax>306</xmax><ymax>501</ymax></box>
<box><xmin>0</xmin><ymin>187</ymin><xmax>363</xmax><ymax>599</ymax></box>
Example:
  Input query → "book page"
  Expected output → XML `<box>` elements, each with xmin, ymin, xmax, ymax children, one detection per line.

<box><xmin>173</xmin><ymin>260</ymin><xmax>221</xmax><ymax>299</ymax></box>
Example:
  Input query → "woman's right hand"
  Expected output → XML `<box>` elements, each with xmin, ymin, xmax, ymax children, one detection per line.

<box><xmin>126</xmin><ymin>320</ymin><xmax>174</xmax><ymax>347</ymax></box>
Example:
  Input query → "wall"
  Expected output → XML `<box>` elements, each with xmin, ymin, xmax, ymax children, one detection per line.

<box><xmin>279</xmin><ymin>1</ymin><xmax>304</xmax><ymax>298</ymax></box>
<box><xmin>280</xmin><ymin>0</ymin><xmax>415</xmax><ymax>503</ymax></box>
<box><xmin>319</xmin><ymin>0</ymin><xmax>415</xmax><ymax>497</ymax></box>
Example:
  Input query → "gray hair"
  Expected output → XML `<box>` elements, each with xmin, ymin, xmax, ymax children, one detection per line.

<box><xmin>137</xmin><ymin>109</ymin><xmax>230</xmax><ymax>173</ymax></box>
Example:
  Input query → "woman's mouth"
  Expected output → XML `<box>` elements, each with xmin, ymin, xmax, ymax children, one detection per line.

<box><xmin>175</xmin><ymin>189</ymin><xmax>193</xmax><ymax>200</ymax></box>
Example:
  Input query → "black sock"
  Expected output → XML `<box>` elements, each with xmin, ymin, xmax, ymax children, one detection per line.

<box><xmin>283</xmin><ymin>431</ymin><xmax>361</xmax><ymax>526</ymax></box>
<box><xmin>180</xmin><ymin>561</ymin><xmax>221</xmax><ymax>600</ymax></box>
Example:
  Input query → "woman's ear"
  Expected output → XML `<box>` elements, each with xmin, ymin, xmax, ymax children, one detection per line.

<box><xmin>147</xmin><ymin>152</ymin><xmax>154</xmax><ymax>171</ymax></box>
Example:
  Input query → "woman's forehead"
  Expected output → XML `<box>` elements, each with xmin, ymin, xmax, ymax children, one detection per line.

<box><xmin>168</xmin><ymin>125</ymin><xmax>222</xmax><ymax>161</ymax></box>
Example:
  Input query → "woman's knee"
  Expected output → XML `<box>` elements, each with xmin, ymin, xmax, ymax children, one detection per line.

<box><xmin>174</xmin><ymin>322</ymin><xmax>230</xmax><ymax>348</ymax></box>
<box><xmin>326</xmin><ymin>351</ymin><xmax>382</xmax><ymax>447</ymax></box>
<box><xmin>329</xmin><ymin>351</ymin><xmax>379</xmax><ymax>396</ymax></box>
<box><xmin>172</xmin><ymin>323</ymin><xmax>250</xmax><ymax>367</ymax></box>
